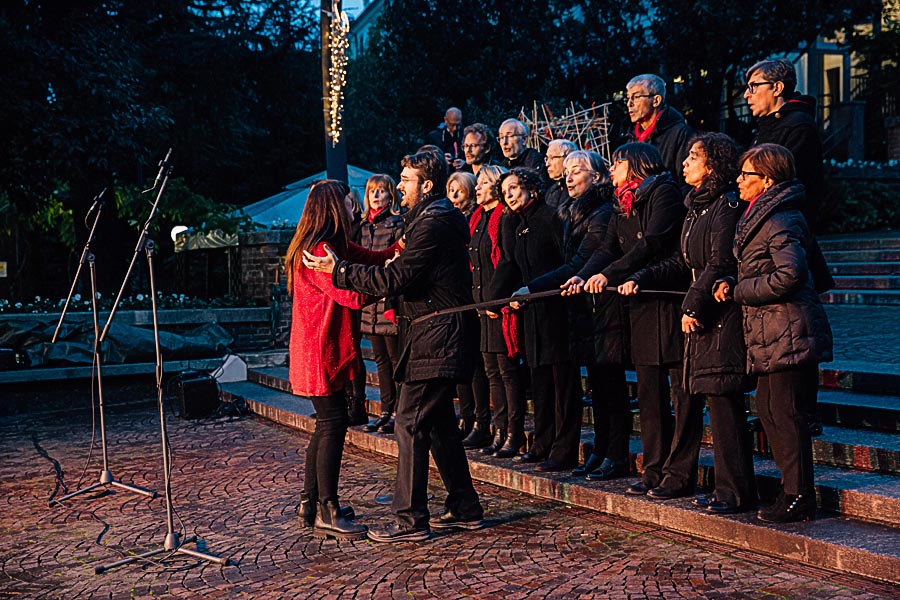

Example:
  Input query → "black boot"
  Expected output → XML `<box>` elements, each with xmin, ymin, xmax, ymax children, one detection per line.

<box><xmin>461</xmin><ymin>422</ymin><xmax>492</xmax><ymax>448</ymax></box>
<box><xmin>757</xmin><ymin>492</ymin><xmax>816</xmax><ymax>523</ymax></box>
<box><xmin>481</xmin><ymin>429</ymin><xmax>506</xmax><ymax>455</ymax></box>
<box><xmin>572</xmin><ymin>453</ymin><xmax>604</xmax><ymax>477</ymax></box>
<box><xmin>493</xmin><ymin>432</ymin><xmax>526</xmax><ymax>458</ymax></box>
<box><xmin>458</xmin><ymin>416</ymin><xmax>475</xmax><ymax>438</ymax></box>
<box><xmin>300</xmin><ymin>492</ymin><xmax>356</xmax><ymax>527</ymax></box>
<box><xmin>365</xmin><ymin>412</ymin><xmax>391</xmax><ymax>432</ymax></box>
<box><xmin>313</xmin><ymin>501</ymin><xmax>368</xmax><ymax>540</ymax></box>
<box><xmin>347</xmin><ymin>395</ymin><xmax>369</xmax><ymax>426</ymax></box>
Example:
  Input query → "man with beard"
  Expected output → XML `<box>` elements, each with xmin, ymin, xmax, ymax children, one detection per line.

<box><xmin>460</xmin><ymin>122</ymin><xmax>499</xmax><ymax>176</ymax></box>
<box><xmin>302</xmin><ymin>151</ymin><xmax>484</xmax><ymax>542</ymax></box>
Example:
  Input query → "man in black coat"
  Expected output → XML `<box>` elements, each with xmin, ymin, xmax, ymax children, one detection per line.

<box><xmin>303</xmin><ymin>151</ymin><xmax>483</xmax><ymax>542</ymax></box>
<box><xmin>543</xmin><ymin>139</ymin><xmax>578</xmax><ymax>216</ymax></box>
<box><xmin>498</xmin><ymin>118</ymin><xmax>549</xmax><ymax>181</ymax></box>
<box><xmin>425</xmin><ymin>107</ymin><xmax>465</xmax><ymax>171</ymax></box>
<box><xmin>624</xmin><ymin>74</ymin><xmax>694</xmax><ymax>190</ymax></box>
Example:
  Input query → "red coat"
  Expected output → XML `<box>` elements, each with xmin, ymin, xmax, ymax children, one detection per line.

<box><xmin>289</xmin><ymin>240</ymin><xmax>398</xmax><ymax>397</ymax></box>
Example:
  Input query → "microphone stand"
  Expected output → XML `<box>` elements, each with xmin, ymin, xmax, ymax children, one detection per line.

<box><xmin>96</xmin><ymin>151</ymin><xmax>228</xmax><ymax>573</ymax></box>
<box><xmin>50</xmin><ymin>189</ymin><xmax>157</xmax><ymax>506</ymax></box>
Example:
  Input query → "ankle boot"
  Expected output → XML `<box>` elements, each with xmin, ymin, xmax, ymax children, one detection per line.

<box><xmin>461</xmin><ymin>421</ymin><xmax>492</xmax><ymax>448</ymax></box>
<box><xmin>347</xmin><ymin>395</ymin><xmax>369</xmax><ymax>426</ymax></box>
<box><xmin>458</xmin><ymin>416</ymin><xmax>475</xmax><ymax>438</ymax></box>
<box><xmin>481</xmin><ymin>429</ymin><xmax>506</xmax><ymax>455</ymax></box>
<box><xmin>493</xmin><ymin>432</ymin><xmax>526</xmax><ymax>458</ymax></box>
<box><xmin>300</xmin><ymin>493</ymin><xmax>355</xmax><ymax>527</ymax></box>
<box><xmin>313</xmin><ymin>501</ymin><xmax>368</xmax><ymax>540</ymax></box>
<box><xmin>365</xmin><ymin>412</ymin><xmax>391</xmax><ymax>432</ymax></box>
<box><xmin>757</xmin><ymin>492</ymin><xmax>816</xmax><ymax>523</ymax></box>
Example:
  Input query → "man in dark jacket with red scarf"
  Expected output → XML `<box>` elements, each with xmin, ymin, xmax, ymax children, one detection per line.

<box><xmin>302</xmin><ymin>151</ymin><xmax>483</xmax><ymax>543</ymax></box>
<box><xmin>624</xmin><ymin>74</ymin><xmax>694</xmax><ymax>190</ymax></box>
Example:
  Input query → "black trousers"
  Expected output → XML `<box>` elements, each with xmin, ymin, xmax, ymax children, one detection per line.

<box><xmin>369</xmin><ymin>334</ymin><xmax>399</xmax><ymax>414</ymax></box>
<box><xmin>658</xmin><ymin>366</ymin><xmax>703</xmax><ymax>492</ymax></box>
<box><xmin>393</xmin><ymin>378</ymin><xmax>483</xmax><ymax>529</ymax></box>
<box><xmin>482</xmin><ymin>351</ymin><xmax>526</xmax><ymax>435</ymax></box>
<box><xmin>706</xmin><ymin>393</ymin><xmax>756</xmax><ymax>507</ymax></box>
<box><xmin>756</xmin><ymin>367</ymin><xmax>817</xmax><ymax>495</ymax></box>
<box><xmin>457</xmin><ymin>354</ymin><xmax>490</xmax><ymax>425</ymax></box>
<box><xmin>530</xmin><ymin>361</ymin><xmax>582</xmax><ymax>466</ymax></box>
<box><xmin>304</xmin><ymin>392</ymin><xmax>350</xmax><ymax>505</ymax></box>
<box><xmin>634</xmin><ymin>364</ymin><xmax>681</xmax><ymax>488</ymax></box>
<box><xmin>586</xmin><ymin>364</ymin><xmax>630</xmax><ymax>464</ymax></box>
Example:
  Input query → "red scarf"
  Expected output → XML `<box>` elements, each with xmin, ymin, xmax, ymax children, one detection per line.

<box><xmin>367</xmin><ymin>205</ymin><xmax>388</xmax><ymax>223</ymax></box>
<box><xmin>614</xmin><ymin>179</ymin><xmax>642</xmax><ymax>217</ymax></box>
<box><xmin>468</xmin><ymin>205</ymin><xmax>503</xmax><ymax>268</ymax></box>
<box><xmin>743</xmin><ymin>191</ymin><xmax>765</xmax><ymax>217</ymax></box>
<box><xmin>501</xmin><ymin>306</ymin><xmax>521</xmax><ymax>358</ymax></box>
<box><xmin>634</xmin><ymin>111</ymin><xmax>661</xmax><ymax>142</ymax></box>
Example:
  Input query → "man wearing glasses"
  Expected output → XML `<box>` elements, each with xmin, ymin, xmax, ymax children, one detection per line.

<box><xmin>745</xmin><ymin>58</ymin><xmax>824</xmax><ymax>226</ymax></box>
<box><xmin>544</xmin><ymin>139</ymin><xmax>578</xmax><ymax>215</ymax></box>
<box><xmin>624</xmin><ymin>74</ymin><xmax>694</xmax><ymax>189</ymax></box>
<box><xmin>460</xmin><ymin>122</ymin><xmax>500</xmax><ymax>176</ymax></box>
<box><xmin>498</xmin><ymin>118</ymin><xmax>548</xmax><ymax>180</ymax></box>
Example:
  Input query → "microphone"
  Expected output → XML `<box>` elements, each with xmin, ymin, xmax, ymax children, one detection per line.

<box><xmin>144</xmin><ymin>148</ymin><xmax>173</xmax><ymax>193</ymax></box>
<box><xmin>84</xmin><ymin>187</ymin><xmax>108</xmax><ymax>224</ymax></box>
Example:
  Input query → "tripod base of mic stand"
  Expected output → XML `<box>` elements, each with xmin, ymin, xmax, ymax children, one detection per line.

<box><xmin>95</xmin><ymin>534</ymin><xmax>228</xmax><ymax>574</ymax></box>
<box><xmin>49</xmin><ymin>470</ymin><xmax>157</xmax><ymax>507</ymax></box>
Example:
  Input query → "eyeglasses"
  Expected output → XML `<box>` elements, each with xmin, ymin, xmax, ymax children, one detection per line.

<box><xmin>745</xmin><ymin>81</ymin><xmax>775</xmax><ymax>94</ymax></box>
<box><xmin>399</xmin><ymin>176</ymin><xmax>421</xmax><ymax>184</ymax></box>
<box><xmin>544</xmin><ymin>154</ymin><xmax>567</xmax><ymax>161</ymax></box>
<box><xmin>463</xmin><ymin>143</ymin><xmax>485</xmax><ymax>150</ymax></box>
<box><xmin>498</xmin><ymin>134</ymin><xmax>525</xmax><ymax>142</ymax></box>
<box><xmin>739</xmin><ymin>170</ymin><xmax>765</xmax><ymax>179</ymax></box>
<box><xmin>623</xmin><ymin>94</ymin><xmax>654</xmax><ymax>106</ymax></box>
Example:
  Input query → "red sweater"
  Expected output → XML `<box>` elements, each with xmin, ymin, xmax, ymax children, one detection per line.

<box><xmin>289</xmin><ymin>240</ymin><xmax>398</xmax><ymax>396</ymax></box>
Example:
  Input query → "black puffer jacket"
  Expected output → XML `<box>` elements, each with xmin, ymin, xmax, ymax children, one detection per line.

<box><xmin>333</xmin><ymin>195</ymin><xmax>478</xmax><ymax>383</ymax></box>
<box><xmin>528</xmin><ymin>184</ymin><xmax>629</xmax><ymax>366</ymax></box>
<box><xmin>626</xmin><ymin>105</ymin><xmax>694</xmax><ymax>189</ymax></box>
<box><xmin>491</xmin><ymin>198</ymin><xmax>569</xmax><ymax>366</ymax></box>
<box><xmin>579</xmin><ymin>173</ymin><xmax>688</xmax><ymax>366</ymax></box>
<box><xmin>732</xmin><ymin>180</ymin><xmax>833</xmax><ymax>374</ymax></box>
<box><xmin>544</xmin><ymin>178</ymin><xmax>570</xmax><ymax>218</ymax></box>
<box><xmin>469</xmin><ymin>205</ymin><xmax>513</xmax><ymax>354</ymax></box>
<box><xmin>358</xmin><ymin>209</ymin><xmax>406</xmax><ymax>336</ymax></box>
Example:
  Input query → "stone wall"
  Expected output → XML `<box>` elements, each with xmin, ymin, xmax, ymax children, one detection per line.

<box><xmin>238</xmin><ymin>230</ymin><xmax>294</xmax><ymax>307</ymax></box>
<box><xmin>887</xmin><ymin>116</ymin><xmax>900</xmax><ymax>161</ymax></box>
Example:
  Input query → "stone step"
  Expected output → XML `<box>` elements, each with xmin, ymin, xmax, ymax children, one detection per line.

<box><xmin>249</xmin><ymin>367</ymin><xmax>900</xmax><ymax>477</ymax></box>
<box><xmin>829</xmin><ymin>262</ymin><xmax>900</xmax><ymax>276</ymax></box>
<box><xmin>219</xmin><ymin>380</ymin><xmax>900</xmax><ymax>586</ymax></box>
<box><xmin>820</xmin><ymin>249</ymin><xmax>900</xmax><ymax>263</ymax></box>
<box><xmin>818</xmin><ymin>234</ymin><xmax>900</xmax><ymax>251</ymax></box>
<box><xmin>820</xmin><ymin>290</ymin><xmax>900</xmax><ymax>306</ymax></box>
<box><xmin>833</xmin><ymin>276</ymin><xmax>900</xmax><ymax>290</ymax></box>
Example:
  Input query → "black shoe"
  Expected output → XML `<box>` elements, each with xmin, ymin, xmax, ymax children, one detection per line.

<box><xmin>535</xmin><ymin>459</ymin><xmax>572</xmax><ymax>473</ymax></box>
<box><xmin>429</xmin><ymin>511</ymin><xmax>485</xmax><ymax>531</ymax></box>
<box><xmin>647</xmin><ymin>485</ymin><xmax>692</xmax><ymax>500</ymax></box>
<box><xmin>312</xmin><ymin>501</ymin><xmax>368</xmax><ymax>540</ymax></box>
<box><xmin>365</xmin><ymin>412</ymin><xmax>391</xmax><ymax>432</ymax></box>
<box><xmin>367</xmin><ymin>522</ymin><xmax>431</xmax><ymax>543</ymax></box>
<box><xmin>692</xmin><ymin>494</ymin><xmax>715</xmax><ymax>508</ymax></box>
<box><xmin>757</xmin><ymin>493</ymin><xmax>816</xmax><ymax>523</ymax></box>
<box><xmin>461</xmin><ymin>422</ymin><xmax>492</xmax><ymax>448</ymax></box>
<box><xmin>585</xmin><ymin>458</ymin><xmax>627</xmax><ymax>481</ymax></box>
<box><xmin>458</xmin><ymin>416</ymin><xmax>475</xmax><ymax>438</ymax></box>
<box><xmin>707</xmin><ymin>500</ymin><xmax>751</xmax><ymax>515</ymax></box>
<box><xmin>626</xmin><ymin>482</ymin><xmax>651</xmax><ymax>496</ymax></box>
<box><xmin>494</xmin><ymin>433</ymin><xmax>525</xmax><ymax>458</ymax></box>
<box><xmin>809</xmin><ymin>420</ymin><xmax>824</xmax><ymax>437</ymax></box>
<box><xmin>300</xmin><ymin>493</ymin><xmax>356</xmax><ymax>528</ymax></box>
<box><xmin>347</xmin><ymin>395</ymin><xmax>369</xmax><ymax>426</ymax></box>
<box><xmin>513</xmin><ymin>451</ymin><xmax>543</xmax><ymax>464</ymax></box>
<box><xmin>481</xmin><ymin>429</ymin><xmax>506</xmax><ymax>455</ymax></box>
<box><xmin>572</xmin><ymin>454</ymin><xmax>604</xmax><ymax>477</ymax></box>
<box><xmin>378</xmin><ymin>417</ymin><xmax>395</xmax><ymax>434</ymax></box>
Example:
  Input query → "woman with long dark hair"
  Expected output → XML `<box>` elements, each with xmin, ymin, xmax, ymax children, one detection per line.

<box><xmin>284</xmin><ymin>179</ymin><xmax>399</xmax><ymax>540</ymax></box>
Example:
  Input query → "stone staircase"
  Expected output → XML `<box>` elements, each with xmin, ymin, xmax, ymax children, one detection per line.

<box><xmin>820</xmin><ymin>231</ymin><xmax>900</xmax><ymax>305</ymax></box>
<box><xmin>221</xmin><ymin>334</ymin><xmax>900</xmax><ymax>586</ymax></box>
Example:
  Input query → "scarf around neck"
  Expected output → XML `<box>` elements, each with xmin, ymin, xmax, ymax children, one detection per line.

<box><xmin>614</xmin><ymin>179</ymin><xmax>642</xmax><ymax>217</ymax></box>
<box><xmin>634</xmin><ymin>110</ymin><xmax>662</xmax><ymax>142</ymax></box>
<box><xmin>469</xmin><ymin>205</ymin><xmax>503</xmax><ymax>267</ymax></box>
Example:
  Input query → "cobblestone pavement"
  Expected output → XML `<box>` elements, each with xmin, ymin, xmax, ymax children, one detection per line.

<box><xmin>1</xmin><ymin>401</ymin><xmax>898</xmax><ymax>600</ymax></box>
<box><xmin>825</xmin><ymin>304</ymin><xmax>900</xmax><ymax>366</ymax></box>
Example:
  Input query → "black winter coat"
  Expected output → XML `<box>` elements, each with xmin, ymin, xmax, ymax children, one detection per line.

<box><xmin>469</xmin><ymin>206</ymin><xmax>511</xmax><ymax>354</ymax></box>
<box><xmin>333</xmin><ymin>195</ymin><xmax>478</xmax><ymax>383</ymax></box>
<box><xmin>631</xmin><ymin>184</ymin><xmax>750</xmax><ymax>394</ymax></box>
<box><xmin>626</xmin><ymin>105</ymin><xmax>694</xmax><ymax>190</ymax></box>
<box><xmin>544</xmin><ymin>178</ymin><xmax>570</xmax><ymax>218</ymax></box>
<box><xmin>358</xmin><ymin>209</ymin><xmax>405</xmax><ymax>336</ymax></box>
<box><xmin>501</xmin><ymin>148</ymin><xmax>549</xmax><ymax>182</ymax></box>
<box><xmin>732</xmin><ymin>181</ymin><xmax>833</xmax><ymax>374</ymax></box>
<box><xmin>491</xmin><ymin>198</ymin><xmax>569</xmax><ymax>366</ymax></box>
<box><xmin>528</xmin><ymin>185</ymin><xmax>629</xmax><ymax>366</ymax></box>
<box><xmin>579</xmin><ymin>173</ymin><xmax>687</xmax><ymax>366</ymax></box>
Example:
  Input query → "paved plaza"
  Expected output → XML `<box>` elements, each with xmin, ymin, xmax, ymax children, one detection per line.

<box><xmin>1</xmin><ymin>394</ymin><xmax>898</xmax><ymax>599</ymax></box>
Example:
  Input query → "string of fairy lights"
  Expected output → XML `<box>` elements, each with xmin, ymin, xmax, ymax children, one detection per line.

<box><xmin>327</xmin><ymin>0</ymin><xmax>349</xmax><ymax>147</ymax></box>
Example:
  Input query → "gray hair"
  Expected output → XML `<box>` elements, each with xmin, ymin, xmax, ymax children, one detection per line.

<box><xmin>445</xmin><ymin>106</ymin><xmax>462</xmax><ymax>119</ymax></box>
<box><xmin>548</xmin><ymin>139</ymin><xmax>578</xmax><ymax>155</ymax></box>
<box><xmin>746</xmin><ymin>58</ymin><xmax>797</xmax><ymax>95</ymax></box>
<box><xmin>499</xmin><ymin>118</ymin><xmax>529</xmax><ymax>137</ymax></box>
<box><xmin>626</xmin><ymin>74</ymin><xmax>667</xmax><ymax>101</ymax></box>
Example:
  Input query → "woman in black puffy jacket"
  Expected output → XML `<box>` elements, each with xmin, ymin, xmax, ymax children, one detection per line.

<box><xmin>715</xmin><ymin>143</ymin><xmax>833</xmax><ymax>523</ymax></box>
<box><xmin>359</xmin><ymin>174</ymin><xmax>406</xmax><ymax>434</ymax></box>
